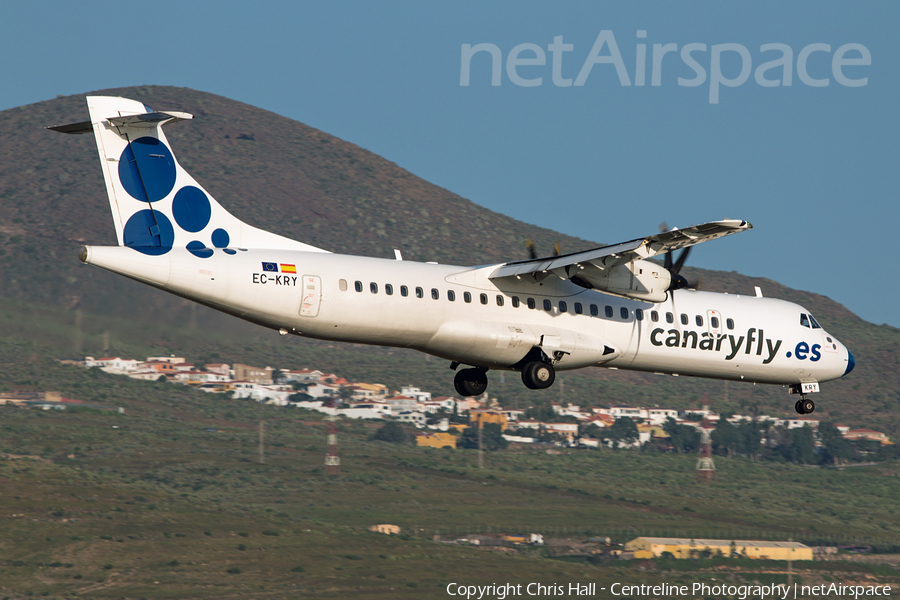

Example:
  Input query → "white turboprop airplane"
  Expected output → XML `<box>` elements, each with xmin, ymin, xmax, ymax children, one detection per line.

<box><xmin>50</xmin><ymin>96</ymin><xmax>854</xmax><ymax>415</ymax></box>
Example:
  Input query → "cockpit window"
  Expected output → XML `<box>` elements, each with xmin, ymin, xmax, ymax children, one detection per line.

<box><xmin>809</xmin><ymin>314</ymin><xmax>822</xmax><ymax>329</ymax></box>
<box><xmin>800</xmin><ymin>314</ymin><xmax>810</xmax><ymax>328</ymax></box>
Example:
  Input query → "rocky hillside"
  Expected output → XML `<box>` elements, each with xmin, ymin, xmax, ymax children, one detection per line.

<box><xmin>0</xmin><ymin>86</ymin><xmax>897</xmax><ymax>430</ymax></box>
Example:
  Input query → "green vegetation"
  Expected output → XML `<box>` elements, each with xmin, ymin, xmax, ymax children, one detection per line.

<box><xmin>0</xmin><ymin>86</ymin><xmax>899</xmax><ymax>596</ymax></box>
<box><xmin>0</xmin><ymin>336</ymin><xmax>898</xmax><ymax>597</ymax></box>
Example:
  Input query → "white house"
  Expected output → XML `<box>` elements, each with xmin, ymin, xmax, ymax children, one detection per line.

<box><xmin>395</xmin><ymin>411</ymin><xmax>426</xmax><ymax>427</ymax></box>
<box><xmin>400</xmin><ymin>386</ymin><xmax>431</xmax><ymax>403</ymax></box>
<box><xmin>646</xmin><ymin>408</ymin><xmax>678</xmax><ymax>425</ymax></box>
<box><xmin>86</xmin><ymin>356</ymin><xmax>142</xmax><ymax>373</ymax></box>
<box><xmin>385</xmin><ymin>395</ymin><xmax>419</xmax><ymax>414</ymax></box>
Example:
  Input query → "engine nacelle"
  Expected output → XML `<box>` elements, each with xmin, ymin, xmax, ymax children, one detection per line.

<box><xmin>571</xmin><ymin>258</ymin><xmax>671</xmax><ymax>302</ymax></box>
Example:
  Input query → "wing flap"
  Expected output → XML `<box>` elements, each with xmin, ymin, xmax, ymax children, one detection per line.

<box><xmin>490</xmin><ymin>219</ymin><xmax>751</xmax><ymax>282</ymax></box>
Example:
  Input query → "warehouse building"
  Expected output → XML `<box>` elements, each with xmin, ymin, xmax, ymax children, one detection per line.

<box><xmin>625</xmin><ymin>537</ymin><xmax>813</xmax><ymax>561</ymax></box>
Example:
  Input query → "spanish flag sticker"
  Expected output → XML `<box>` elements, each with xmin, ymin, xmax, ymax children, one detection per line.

<box><xmin>280</xmin><ymin>263</ymin><xmax>297</xmax><ymax>274</ymax></box>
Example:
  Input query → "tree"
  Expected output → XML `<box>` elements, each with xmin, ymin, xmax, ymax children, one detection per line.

<box><xmin>605</xmin><ymin>417</ymin><xmax>638</xmax><ymax>449</ymax></box>
<box><xmin>663</xmin><ymin>417</ymin><xmax>701</xmax><ymax>453</ymax></box>
<box><xmin>780</xmin><ymin>426</ymin><xmax>816</xmax><ymax>464</ymax></box>
<box><xmin>738</xmin><ymin>422</ymin><xmax>762</xmax><ymax>457</ymax></box>
<box><xmin>711</xmin><ymin>419</ymin><xmax>742</xmax><ymax>456</ymax></box>
<box><xmin>336</xmin><ymin>386</ymin><xmax>355</xmax><ymax>405</ymax></box>
<box><xmin>370</xmin><ymin>421</ymin><xmax>408</xmax><ymax>444</ymax></box>
<box><xmin>579</xmin><ymin>422</ymin><xmax>603</xmax><ymax>440</ymax></box>
<box><xmin>459</xmin><ymin>422</ymin><xmax>508</xmax><ymax>451</ymax></box>
<box><xmin>818</xmin><ymin>422</ymin><xmax>852</xmax><ymax>465</ymax></box>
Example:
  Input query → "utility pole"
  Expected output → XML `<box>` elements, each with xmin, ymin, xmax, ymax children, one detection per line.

<box><xmin>787</xmin><ymin>536</ymin><xmax>793</xmax><ymax>586</ymax></box>
<box><xmin>478</xmin><ymin>420</ymin><xmax>484</xmax><ymax>469</ymax></box>
<box><xmin>258</xmin><ymin>420</ymin><xmax>265</xmax><ymax>464</ymax></box>
<box><xmin>325</xmin><ymin>416</ymin><xmax>341</xmax><ymax>475</ymax></box>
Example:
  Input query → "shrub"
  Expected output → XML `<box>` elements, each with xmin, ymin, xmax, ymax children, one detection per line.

<box><xmin>227</xmin><ymin>567</ymin><xmax>241</xmax><ymax>574</ymax></box>
<box><xmin>291</xmin><ymin>565</ymin><xmax>304</xmax><ymax>572</ymax></box>
<box><xmin>262</xmin><ymin>530</ymin><xmax>279</xmax><ymax>536</ymax></box>
<box><xmin>370</xmin><ymin>421</ymin><xmax>408</xmax><ymax>444</ymax></box>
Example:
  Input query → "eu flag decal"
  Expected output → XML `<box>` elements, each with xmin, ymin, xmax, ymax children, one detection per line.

<box><xmin>262</xmin><ymin>262</ymin><xmax>278</xmax><ymax>272</ymax></box>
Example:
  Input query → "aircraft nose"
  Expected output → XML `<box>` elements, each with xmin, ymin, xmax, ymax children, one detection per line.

<box><xmin>843</xmin><ymin>350</ymin><xmax>855</xmax><ymax>377</ymax></box>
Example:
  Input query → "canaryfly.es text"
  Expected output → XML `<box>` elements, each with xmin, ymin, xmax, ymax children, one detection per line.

<box><xmin>460</xmin><ymin>31</ymin><xmax>871</xmax><ymax>103</ymax></box>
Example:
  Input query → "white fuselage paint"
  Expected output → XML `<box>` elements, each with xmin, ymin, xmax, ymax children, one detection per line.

<box><xmin>84</xmin><ymin>245</ymin><xmax>852</xmax><ymax>387</ymax></box>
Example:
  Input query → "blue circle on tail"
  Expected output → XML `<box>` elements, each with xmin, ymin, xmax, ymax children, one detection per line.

<box><xmin>122</xmin><ymin>210</ymin><xmax>174</xmax><ymax>255</ymax></box>
<box><xmin>211</xmin><ymin>228</ymin><xmax>230</xmax><ymax>248</ymax></box>
<box><xmin>118</xmin><ymin>137</ymin><xmax>177</xmax><ymax>202</ymax></box>
<box><xmin>187</xmin><ymin>240</ymin><xmax>214</xmax><ymax>259</ymax></box>
<box><xmin>172</xmin><ymin>186</ymin><xmax>212</xmax><ymax>233</ymax></box>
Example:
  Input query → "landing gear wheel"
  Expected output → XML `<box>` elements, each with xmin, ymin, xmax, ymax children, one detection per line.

<box><xmin>454</xmin><ymin>368</ymin><xmax>488</xmax><ymax>397</ymax></box>
<box><xmin>522</xmin><ymin>361</ymin><xmax>555</xmax><ymax>390</ymax></box>
<box><xmin>795</xmin><ymin>400</ymin><xmax>804</xmax><ymax>415</ymax></box>
<box><xmin>802</xmin><ymin>398</ymin><xmax>815</xmax><ymax>414</ymax></box>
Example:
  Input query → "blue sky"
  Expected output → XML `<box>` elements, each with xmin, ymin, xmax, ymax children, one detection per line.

<box><xmin>2</xmin><ymin>2</ymin><xmax>898</xmax><ymax>327</ymax></box>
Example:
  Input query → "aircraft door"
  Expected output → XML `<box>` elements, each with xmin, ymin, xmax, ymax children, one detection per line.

<box><xmin>299</xmin><ymin>275</ymin><xmax>322</xmax><ymax>317</ymax></box>
<box><xmin>707</xmin><ymin>310</ymin><xmax>722</xmax><ymax>336</ymax></box>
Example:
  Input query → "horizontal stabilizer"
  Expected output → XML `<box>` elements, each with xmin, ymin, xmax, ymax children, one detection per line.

<box><xmin>46</xmin><ymin>121</ymin><xmax>93</xmax><ymax>135</ymax></box>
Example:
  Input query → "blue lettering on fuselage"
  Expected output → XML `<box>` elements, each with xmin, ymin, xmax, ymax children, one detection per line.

<box><xmin>789</xmin><ymin>341</ymin><xmax>821</xmax><ymax>362</ymax></box>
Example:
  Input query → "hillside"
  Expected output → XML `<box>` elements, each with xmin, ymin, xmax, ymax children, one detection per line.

<box><xmin>0</xmin><ymin>345</ymin><xmax>898</xmax><ymax>598</ymax></box>
<box><xmin>0</xmin><ymin>86</ymin><xmax>898</xmax><ymax>430</ymax></box>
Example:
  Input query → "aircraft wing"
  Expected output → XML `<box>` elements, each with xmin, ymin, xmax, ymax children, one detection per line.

<box><xmin>489</xmin><ymin>219</ymin><xmax>751</xmax><ymax>283</ymax></box>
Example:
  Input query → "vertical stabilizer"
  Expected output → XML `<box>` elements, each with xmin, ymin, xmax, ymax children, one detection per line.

<box><xmin>52</xmin><ymin>96</ymin><xmax>327</xmax><ymax>256</ymax></box>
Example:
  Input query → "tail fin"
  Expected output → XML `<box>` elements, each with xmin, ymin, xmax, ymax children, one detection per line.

<box><xmin>49</xmin><ymin>96</ymin><xmax>326</xmax><ymax>256</ymax></box>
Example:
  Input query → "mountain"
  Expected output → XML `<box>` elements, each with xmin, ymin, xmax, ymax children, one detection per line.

<box><xmin>0</xmin><ymin>85</ymin><xmax>897</xmax><ymax>430</ymax></box>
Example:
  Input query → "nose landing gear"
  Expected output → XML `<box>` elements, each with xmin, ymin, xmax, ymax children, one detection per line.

<box><xmin>795</xmin><ymin>397</ymin><xmax>815</xmax><ymax>415</ymax></box>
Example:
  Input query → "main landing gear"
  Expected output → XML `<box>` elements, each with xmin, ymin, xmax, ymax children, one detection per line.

<box><xmin>453</xmin><ymin>367</ymin><xmax>487</xmax><ymax>397</ymax></box>
<box><xmin>795</xmin><ymin>397</ymin><xmax>815</xmax><ymax>415</ymax></box>
<box><xmin>450</xmin><ymin>359</ymin><xmax>558</xmax><ymax>397</ymax></box>
<box><xmin>521</xmin><ymin>360</ymin><xmax>555</xmax><ymax>390</ymax></box>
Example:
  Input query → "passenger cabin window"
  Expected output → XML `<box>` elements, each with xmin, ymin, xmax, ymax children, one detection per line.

<box><xmin>355</xmin><ymin>281</ymin><xmax>363</xmax><ymax>293</ymax></box>
<box><xmin>666</xmin><ymin>312</ymin><xmax>674</xmax><ymax>324</ymax></box>
<box><xmin>415</xmin><ymin>287</ymin><xmax>424</xmax><ymax>298</ymax></box>
<box><xmin>620</xmin><ymin>307</ymin><xmax>628</xmax><ymax>319</ymax></box>
<box><xmin>605</xmin><ymin>306</ymin><xmax>613</xmax><ymax>318</ymax></box>
<box><xmin>385</xmin><ymin>284</ymin><xmax>393</xmax><ymax>295</ymax></box>
<box><xmin>431</xmin><ymin>288</ymin><xmax>439</xmax><ymax>300</ymax></box>
<box><xmin>590</xmin><ymin>304</ymin><xmax>598</xmax><ymax>316</ymax></box>
<box><xmin>527</xmin><ymin>298</ymin><xmax>536</xmax><ymax>309</ymax></box>
<box><xmin>543</xmin><ymin>299</ymin><xmax>552</xmax><ymax>311</ymax></box>
<box><xmin>447</xmin><ymin>290</ymin><xmax>455</xmax><ymax>301</ymax></box>
<box><xmin>809</xmin><ymin>314</ymin><xmax>822</xmax><ymax>329</ymax></box>
<box><xmin>559</xmin><ymin>301</ymin><xmax>567</xmax><ymax>313</ymax></box>
<box><xmin>636</xmin><ymin>309</ymin><xmax>643</xmax><ymax>321</ymax></box>
<box><xmin>651</xmin><ymin>310</ymin><xmax>659</xmax><ymax>322</ymax></box>
<box><xmin>464</xmin><ymin>291</ymin><xmax>472</xmax><ymax>303</ymax></box>
<box><xmin>574</xmin><ymin>302</ymin><xmax>583</xmax><ymax>315</ymax></box>
<box><xmin>695</xmin><ymin>315</ymin><xmax>703</xmax><ymax>327</ymax></box>
<box><xmin>800</xmin><ymin>313</ymin><xmax>810</xmax><ymax>328</ymax></box>
<box><xmin>370</xmin><ymin>282</ymin><xmax>378</xmax><ymax>294</ymax></box>
<box><xmin>400</xmin><ymin>285</ymin><xmax>409</xmax><ymax>297</ymax></box>
<box><xmin>680</xmin><ymin>314</ymin><xmax>688</xmax><ymax>325</ymax></box>
<box><xmin>726</xmin><ymin>318</ymin><xmax>735</xmax><ymax>330</ymax></box>
<box><xmin>480</xmin><ymin>293</ymin><xmax>488</xmax><ymax>305</ymax></box>
<box><xmin>339</xmin><ymin>279</ymin><xmax>348</xmax><ymax>291</ymax></box>
<box><xmin>512</xmin><ymin>296</ymin><xmax>520</xmax><ymax>308</ymax></box>
<box><xmin>710</xmin><ymin>316</ymin><xmax>719</xmax><ymax>328</ymax></box>
<box><xmin>496</xmin><ymin>295</ymin><xmax>504</xmax><ymax>307</ymax></box>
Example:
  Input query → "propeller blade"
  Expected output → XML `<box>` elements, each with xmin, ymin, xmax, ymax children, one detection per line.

<box><xmin>553</xmin><ymin>242</ymin><xmax>561</xmax><ymax>257</ymax></box>
<box><xmin>671</xmin><ymin>246</ymin><xmax>691</xmax><ymax>275</ymax></box>
<box><xmin>526</xmin><ymin>238</ymin><xmax>537</xmax><ymax>260</ymax></box>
